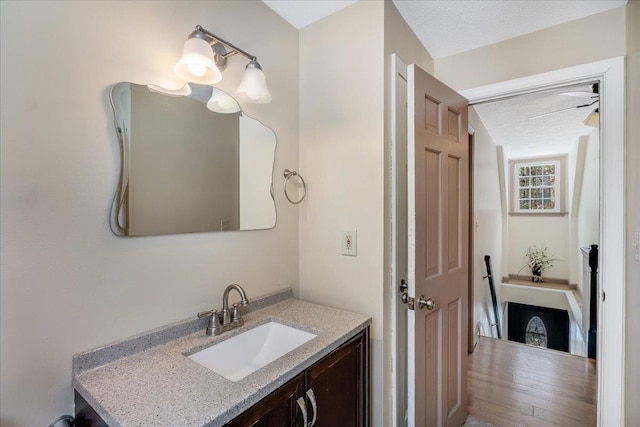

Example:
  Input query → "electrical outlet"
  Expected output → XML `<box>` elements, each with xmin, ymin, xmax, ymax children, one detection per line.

<box><xmin>342</xmin><ymin>229</ymin><xmax>357</xmax><ymax>256</ymax></box>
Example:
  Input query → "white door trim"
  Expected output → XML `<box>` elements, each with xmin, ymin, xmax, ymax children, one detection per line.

<box><xmin>460</xmin><ymin>56</ymin><xmax>626</xmax><ymax>427</ymax></box>
<box><xmin>390</xmin><ymin>53</ymin><xmax>408</xmax><ymax>427</ymax></box>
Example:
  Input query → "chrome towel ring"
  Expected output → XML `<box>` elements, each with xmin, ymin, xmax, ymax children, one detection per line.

<box><xmin>283</xmin><ymin>169</ymin><xmax>306</xmax><ymax>204</ymax></box>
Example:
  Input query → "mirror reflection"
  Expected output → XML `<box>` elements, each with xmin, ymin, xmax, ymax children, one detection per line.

<box><xmin>110</xmin><ymin>83</ymin><xmax>276</xmax><ymax>237</ymax></box>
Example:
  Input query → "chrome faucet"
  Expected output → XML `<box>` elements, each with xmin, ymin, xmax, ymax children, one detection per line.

<box><xmin>197</xmin><ymin>283</ymin><xmax>250</xmax><ymax>336</ymax></box>
<box><xmin>222</xmin><ymin>283</ymin><xmax>250</xmax><ymax>327</ymax></box>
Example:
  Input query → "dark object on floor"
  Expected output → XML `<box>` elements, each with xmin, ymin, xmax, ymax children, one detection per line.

<box><xmin>507</xmin><ymin>302</ymin><xmax>570</xmax><ymax>352</ymax></box>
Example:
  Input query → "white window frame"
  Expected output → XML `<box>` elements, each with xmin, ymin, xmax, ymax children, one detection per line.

<box><xmin>509</xmin><ymin>156</ymin><xmax>567</xmax><ymax>215</ymax></box>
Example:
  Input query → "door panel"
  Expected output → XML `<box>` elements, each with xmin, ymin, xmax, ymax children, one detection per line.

<box><xmin>448</xmin><ymin>155</ymin><xmax>461</xmax><ymax>271</ymax></box>
<box><xmin>424</xmin><ymin>96</ymin><xmax>441</xmax><ymax>134</ymax></box>
<box><xmin>408</xmin><ymin>64</ymin><xmax>469</xmax><ymax>427</ymax></box>
<box><xmin>447</xmin><ymin>298</ymin><xmax>462</xmax><ymax>416</ymax></box>
<box><xmin>424</xmin><ymin>149</ymin><xmax>441</xmax><ymax>278</ymax></box>
<box><xmin>424</xmin><ymin>309</ymin><xmax>442</xmax><ymax>427</ymax></box>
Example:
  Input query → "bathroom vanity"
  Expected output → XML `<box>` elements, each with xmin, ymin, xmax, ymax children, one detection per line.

<box><xmin>72</xmin><ymin>289</ymin><xmax>370</xmax><ymax>426</ymax></box>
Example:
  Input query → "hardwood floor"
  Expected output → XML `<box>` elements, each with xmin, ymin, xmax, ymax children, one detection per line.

<box><xmin>468</xmin><ymin>336</ymin><xmax>597</xmax><ymax>427</ymax></box>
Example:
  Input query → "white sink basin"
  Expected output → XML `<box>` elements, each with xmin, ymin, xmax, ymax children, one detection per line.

<box><xmin>188</xmin><ymin>321</ymin><xmax>317</xmax><ymax>381</ymax></box>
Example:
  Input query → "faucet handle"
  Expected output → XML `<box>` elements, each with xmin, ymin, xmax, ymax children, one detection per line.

<box><xmin>198</xmin><ymin>309</ymin><xmax>223</xmax><ymax>336</ymax></box>
<box><xmin>197</xmin><ymin>309</ymin><xmax>216</xmax><ymax>319</ymax></box>
<box><xmin>231</xmin><ymin>303</ymin><xmax>244</xmax><ymax>327</ymax></box>
<box><xmin>198</xmin><ymin>309</ymin><xmax>222</xmax><ymax>326</ymax></box>
<box><xmin>231</xmin><ymin>303</ymin><xmax>240</xmax><ymax>321</ymax></box>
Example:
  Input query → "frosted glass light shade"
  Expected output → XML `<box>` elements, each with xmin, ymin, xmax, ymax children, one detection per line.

<box><xmin>207</xmin><ymin>88</ymin><xmax>241</xmax><ymax>114</ymax></box>
<box><xmin>174</xmin><ymin>37</ymin><xmax>222</xmax><ymax>84</ymax></box>
<box><xmin>236</xmin><ymin>63</ymin><xmax>272</xmax><ymax>104</ymax></box>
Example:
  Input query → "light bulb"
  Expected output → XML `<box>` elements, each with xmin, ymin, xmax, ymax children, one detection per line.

<box><xmin>188</xmin><ymin>63</ymin><xmax>207</xmax><ymax>77</ymax></box>
<box><xmin>174</xmin><ymin>36</ymin><xmax>222</xmax><ymax>84</ymax></box>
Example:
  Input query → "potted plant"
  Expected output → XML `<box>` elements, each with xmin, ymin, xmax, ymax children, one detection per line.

<box><xmin>523</xmin><ymin>245</ymin><xmax>557</xmax><ymax>283</ymax></box>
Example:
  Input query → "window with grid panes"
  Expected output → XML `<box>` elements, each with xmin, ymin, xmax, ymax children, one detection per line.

<box><xmin>513</xmin><ymin>160</ymin><xmax>561</xmax><ymax>213</ymax></box>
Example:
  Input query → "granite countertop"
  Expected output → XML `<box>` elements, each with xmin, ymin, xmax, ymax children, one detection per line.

<box><xmin>73</xmin><ymin>291</ymin><xmax>371</xmax><ymax>427</ymax></box>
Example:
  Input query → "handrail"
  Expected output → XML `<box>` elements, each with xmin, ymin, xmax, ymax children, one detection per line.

<box><xmin>484</xmin><ymin>255</ymin><xmax>502</xmax><ymax>339</ymax></box>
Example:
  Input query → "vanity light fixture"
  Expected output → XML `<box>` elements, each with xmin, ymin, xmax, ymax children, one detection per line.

<box><xmin>174</xmin><ymin>25</ymin><xmax>272</xmax><ymax>104</ymax></box>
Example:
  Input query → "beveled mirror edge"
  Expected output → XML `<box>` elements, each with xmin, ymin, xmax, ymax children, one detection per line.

<box><xmin>108</xmin><ymin>82</ymin><xmax>278</xmax><ymax>237</ymax></box>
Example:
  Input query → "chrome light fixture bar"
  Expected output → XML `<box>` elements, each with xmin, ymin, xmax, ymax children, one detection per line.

<box><xmin>174</xmin><ymin>25</ymin><xmax>272</xmax><ymax>104</ymax></box>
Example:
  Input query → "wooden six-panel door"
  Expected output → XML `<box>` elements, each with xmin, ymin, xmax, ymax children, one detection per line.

<box><xmin>407</xmin><ymin>64</ymin><xmax>469</xmax><ymax>427</ymax></box>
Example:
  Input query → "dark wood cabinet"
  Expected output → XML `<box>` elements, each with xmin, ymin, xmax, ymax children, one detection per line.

<box><xmin>305</xmin><ymin>329</ymin><xmax>368</xmax><ymax>427</ymax></box>
<box><xmin>225</xmin><ymin>373</ymin><xmax>305</xmax><ymax>427</ymax></box>
<box><xmin>225</xmin><ymin>328</ymin><xmax>369</xmax><ymax>427</ymax></box>
<box><xmin>74</xmin><ymin>391</ymin><xmax>109</xmax><ymax>427</ymax></box>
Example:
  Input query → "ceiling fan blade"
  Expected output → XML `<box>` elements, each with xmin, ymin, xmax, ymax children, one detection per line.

<box><xmin>560</xmin><ymin>91</ymin><xmax>599</xmax><ymax>99</ymax></box>
<box><xmin>528</xmin><ymin>99</ymin><xmax>599</xmax><ymax>120</ymax></box>
<box><xmin>528</xmin><ymin>106</ymin><xmax>583</xmax><ymax>119</ymax></box>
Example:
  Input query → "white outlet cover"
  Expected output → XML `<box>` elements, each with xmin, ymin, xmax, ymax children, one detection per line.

<box><xmin>342</xmin><ymin>229</ymin><xmax>357</xmax><ymax>256</ymax></box>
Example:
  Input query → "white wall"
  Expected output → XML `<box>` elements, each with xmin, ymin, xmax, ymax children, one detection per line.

<box><xmin>507</xmin><ymin>216</ymin><xmax>569</xmax><ymax>280</ymax></box>
<box><xmin>567</xmin><ymin>137</ymin><xmax>585</xmax><ymax>288</ymax></box>
<box><xmin>435</xmin><ymin>6</ymin><xmax>626</xmax><ymax>90</ymax></box>
<box><xmin>577</xmin><ymin>130</ymin><xmax>600</xmax><ymax>248</ymax></box>
<box><xmin>299</xmin><ymin>1</ymin><xmax>385</xmax><ymax>425</ymax></box>
<box><xmin>0</xmin><ymin>1</ymin><xmax>299</xmax><ymax>425</ymax></box>
<box><xmin>469</xmin><ymin>109</ymin><xmax>504</xmax><ymax>338</ymax></box>
<box><xmin>625</xmin><ymin>1</ymin><xmax>640</xmax><ymax>424</ymax></box>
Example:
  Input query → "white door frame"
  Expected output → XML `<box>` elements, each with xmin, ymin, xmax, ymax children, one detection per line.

<box><xmin>460</xmin><ymin>56</ymin><xmax>626</xmax><ymax>426</ymax></box>
<box><xmin>390</xmin><ymin>53</ymin><xmax>408</xmax><ymax>427</ymax></box>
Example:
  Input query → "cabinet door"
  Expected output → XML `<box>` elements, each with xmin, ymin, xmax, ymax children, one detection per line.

<box><xmin>75</xmin><ymin>391</ymin><xmax>109</xmax><ymax>427</ymax></box>
<box><xmin>225</xmin><ymin>373</ymin><xmax>305</xmax><ymax>427</ymax></box>
<box><xmin>305</xmin><ymin>329</ymin><xmax>369</xmax><ymax>427</ymax></box>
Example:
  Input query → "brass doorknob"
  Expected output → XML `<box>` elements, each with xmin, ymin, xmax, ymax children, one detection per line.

<box><xmin>418</xmin><ymin>296</ymin><xmax>435</xmax><ymax>310</ymax></box>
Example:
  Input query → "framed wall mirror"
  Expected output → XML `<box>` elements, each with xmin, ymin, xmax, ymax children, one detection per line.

<box><xmin>109</xmin><ymin>82</ymin><xmax>277</xmax><ymax>237</ymax></box>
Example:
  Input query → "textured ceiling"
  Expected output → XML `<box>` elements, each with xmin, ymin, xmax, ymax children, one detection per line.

<box><xmin>263</xmin><ymin>0</ymin><xmax>626</xmax><ymax>58</ymax></box>
<box><xmin>262</xmin><ymin>0</ymin><xmax>356</xmax><ymax>29</ymax></box>
<box><xmin>472</xmin><ymin>82</ymin><xmax>598</xmax><ymax>158</ymax></box>
<box><xmin>261</xmin><ymin>1</ymin><xmax>610</xmax><ymax>158</ymax></box>
<box><xmin>393</xmin><ymin>0</ymin><xmax>626</xmax><ymax>59</ymax></box>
